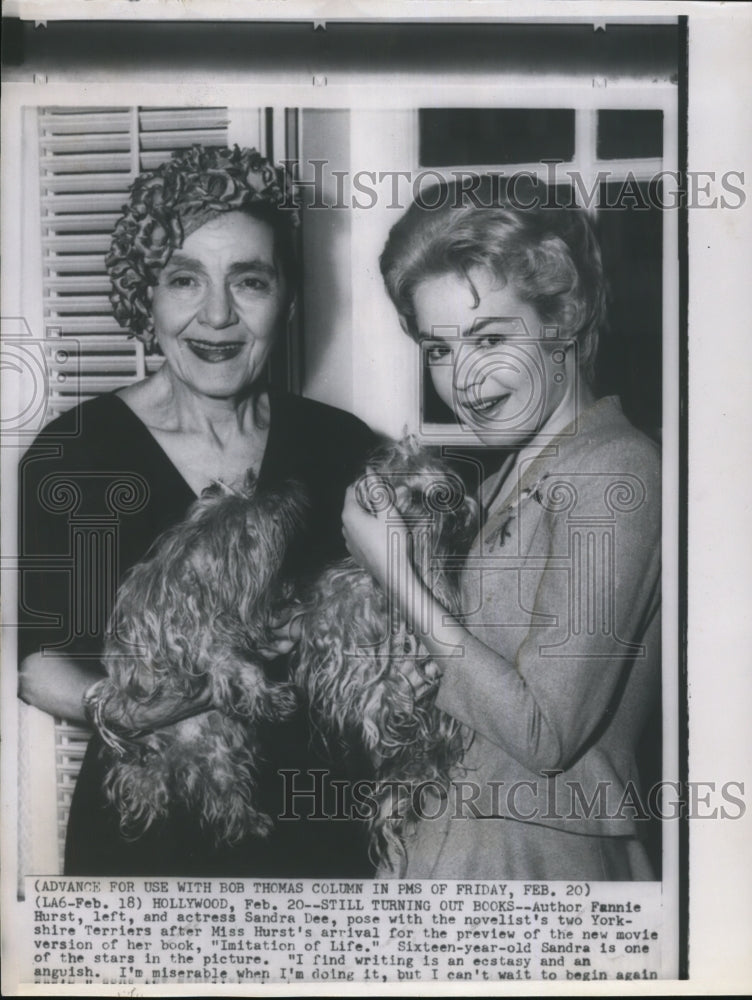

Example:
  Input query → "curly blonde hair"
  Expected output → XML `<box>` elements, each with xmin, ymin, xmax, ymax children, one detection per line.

<box><xmin>380</xmin><ymin>177</ymin><xmax>606</xmax><ymax>382</ymax></box>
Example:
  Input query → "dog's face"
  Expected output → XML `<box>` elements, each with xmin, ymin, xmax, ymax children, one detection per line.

<box><xmin>181</xmin><ymin>476</ymin><xmax>305</xmax><ymax>640</ymax></box>
<box><xmin>354</xmin><ymin>437</ymin><xmax>477</xmax><ymax>608</ymax></box>
<box><xmin>87</xmin><ymin>471</ymin><xmax>306</xmax><ymax>847</ymax></box>
<box><xmin>104</xmin><ymin>471</ymin><xmax>306</xmax><ymax>695</ymax></box>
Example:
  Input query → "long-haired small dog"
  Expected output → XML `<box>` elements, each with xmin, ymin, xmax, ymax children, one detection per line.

<box><xmin>293</xmin><ymin>438</ymin><xmax>478</xmax><ymax>874</ymax></box>
<box><xmin>85</xmin><ymin>471</ymin><xmax>305</xmax><ymax>846</ymax></box>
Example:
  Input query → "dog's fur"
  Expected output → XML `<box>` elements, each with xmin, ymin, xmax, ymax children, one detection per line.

<box><xmin>85</xmin><ymin>472</ymin><xmax>305</xmax><ymax>846</ymax></box>
<box><xmin>293</xmin><ymin>438</ymin><xmax>478</xmax><ymax>873</ymax></box>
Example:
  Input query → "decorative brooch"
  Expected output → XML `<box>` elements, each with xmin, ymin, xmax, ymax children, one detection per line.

<box><xmin>484</xmin><ymin>474</ymin><xmax>549</xmax><ymax>551</ymax></box>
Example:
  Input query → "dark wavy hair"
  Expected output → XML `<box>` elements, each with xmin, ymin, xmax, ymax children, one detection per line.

<box><xmin>379</xmin><ymin>178</ymin><xmax>607</xmax><ymax>382</ymax></box>
<box><xmin>106</xmin><ymin>145</ymin><xmax>298</xmax><ymax>352</ymax></box>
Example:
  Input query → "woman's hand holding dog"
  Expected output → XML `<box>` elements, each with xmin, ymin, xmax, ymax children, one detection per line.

<box><xmin>343</xmin><ymin>473</ymin><xmax>444</xmax><ymax>634</ymax></box>
<box><xmin>86</xmin><ymin>677</ymin><xmax>215</xmax><ymax>738</ymax></box>
<box><xmin>342</xmin><ymin>468</ymin><xmax>520</xmax><ymax>711</ymax></box>
<box><xmin>256</xmin><ymin>608</ymin><xmax>306</xmax><ymax>661</ymax></box>
<box><xmin>343</xmin><ymin>475</ymin><xmax>447</xmax><ymax>702</ymax></box>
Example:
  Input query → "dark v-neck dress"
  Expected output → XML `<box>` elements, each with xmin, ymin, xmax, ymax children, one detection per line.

<box><xmin>18</xmin><ymin>390</ymin><xmax>378</xmax><ymax>875</ymax></box>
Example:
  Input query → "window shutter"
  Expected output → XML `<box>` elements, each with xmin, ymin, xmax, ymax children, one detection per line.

<box><xmin>38</xmin><ymin>107</ymin><xmax>230</xmax><ymax>419</ymax></box>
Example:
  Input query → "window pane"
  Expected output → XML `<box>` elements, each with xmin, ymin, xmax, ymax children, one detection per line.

<box><xmin>419</xmin><ymin>109</ymin><xmax>575</xmax><ymax>166</ymax></box>
<box><xmin>596</xmin><ymin>110</ymin><xmax>663</xmax><ymax>160</ymax></box>
<box><xmin>421</xmin><ymin>348</ymin><xmax>460</xmax><ymax>428</ymax></box>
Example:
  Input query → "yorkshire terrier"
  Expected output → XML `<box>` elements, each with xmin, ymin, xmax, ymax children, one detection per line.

<box><xmin>85</xmin><ymin>471</ymin><xmax>305</xmax><ymax>846</ymax></box>
<box><xmin>293</xmin><ymin>438</ymin><xmax>478</xmax><ymax>874</ymax></box>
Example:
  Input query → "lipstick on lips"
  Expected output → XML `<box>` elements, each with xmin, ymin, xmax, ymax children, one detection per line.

<box><xmin>460</xmin><ymin>392</ymin><xmax>511</xmax><ymax>420</ymax></box>
<box><xmin>186</xmin><ymin>339</ymin><xmax>245</xmax><ymax>363</ymax></box>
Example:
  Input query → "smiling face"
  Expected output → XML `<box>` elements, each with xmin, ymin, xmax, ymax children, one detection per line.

<box><xmin>149</xmin><ymin>211</ymin><xmax>289</xmax><ymax>401</ymax></box>
<box><xmin>413</xmin><ymin>267</ymin><xmax>577</xmax><ymax>448</ymax></box>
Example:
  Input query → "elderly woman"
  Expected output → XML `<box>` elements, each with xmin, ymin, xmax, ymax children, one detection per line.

<box><xmin>342</xmin><ymin>179</ymin><xmax>661</xmax><ymax>879</ymax></box>
<box><xmin>18</xmin><ymin>145</ymin><xmax>376</xmax><ymax>875</ymax></box>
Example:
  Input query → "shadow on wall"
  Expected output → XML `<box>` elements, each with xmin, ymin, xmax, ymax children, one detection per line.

<box><xmin>300</xmin><ymin>110</ymin><xmax>354</xmax><ymax>409</ymax></box>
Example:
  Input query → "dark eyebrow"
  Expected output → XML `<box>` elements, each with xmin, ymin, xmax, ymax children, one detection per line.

<box><xmin>227</xmin><ymin>259</ymin><xmax>278</xmax><ymax>280</ymax></box>
<box><xmin>418</xmin><ymin>316</ymin><xmax>525</xmax><ymax>341</ymax></box>
<box><xmin>162</xmin><ymin>254</ymin><xmax>278</xmax><ymax>280</ymax></box>
<box><xmin>163</xmin><ymin>253</ymin><xmax>206</xmax><ymax>273</ymax></box>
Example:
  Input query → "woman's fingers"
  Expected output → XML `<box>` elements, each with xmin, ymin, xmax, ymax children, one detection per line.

<box><xmin>256</xmin><ymin>621</ymin><xmax>302</xmax><ymax>661</ymax></box>
<box><xmin>422</xmin><ymin>659</ymin><xmax>441</xmax><ymax>682</ymax></box>
<box><xmin>255</xmin><ymin>640</ymin><xmax>294</xmax><ymax>661</ymax></box>
<box><xmin>394</xmin><ymin>653</ymin><xmax>441</xmax><ymax>700</ymax></box>
<box><xmin>254</xmin><ymin>606</ymin><xmax>307</xmax><ymax>661</ymax></box>
<box><xmin>269</xmin><ymin>607</ymin><xmax>305</xmax><ymax>639</ymax></box>
<box><xmin>404</xmin><ymin>667</ymin><xmax>433</xmax><ymax>700</ymax></box>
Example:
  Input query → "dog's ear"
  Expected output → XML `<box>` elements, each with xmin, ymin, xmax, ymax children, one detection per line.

<box><xmin>251</xmin><ymin>480</ymin><xmax>308</xmax><ymax>551</ymax></box>
<box><xmin>275</xmin><ymin>480</ymin><xmax>309</xmax><ymax>541</ymax></box>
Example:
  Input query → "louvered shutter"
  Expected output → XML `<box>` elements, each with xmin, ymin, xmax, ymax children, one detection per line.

<box><xmin>38</xmin><ymin>107</ymin><xmax>230</xmax><ymax>419</ymax></box>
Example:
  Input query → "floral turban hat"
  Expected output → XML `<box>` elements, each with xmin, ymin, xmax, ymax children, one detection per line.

<box><xmin>106</xmin><ymin>145</ymin><xmax>299</xmax><ymax>352</ymax></box>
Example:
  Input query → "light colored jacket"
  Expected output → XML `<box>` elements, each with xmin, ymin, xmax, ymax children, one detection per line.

<box><xmin>404</xmin><ymin>397</ymin><xmax>661</xmax><ymax>878</ymax></box>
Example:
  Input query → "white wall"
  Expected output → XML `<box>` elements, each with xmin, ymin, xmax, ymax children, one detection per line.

<box><xmin>300</xmin><ymin>108</ymin><xmax>420</xmax><ymax>439</ymax></box>
<box><xmin>299</xmin><ymin>109</ymin><xmax>355</xmax><ymax>412</ymax></box>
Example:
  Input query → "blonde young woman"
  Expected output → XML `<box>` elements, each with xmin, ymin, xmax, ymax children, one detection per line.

<box><xmin>342</xmin><ymin>180</ymin><xmax>661</xmax><ymax>880</ymax></box>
